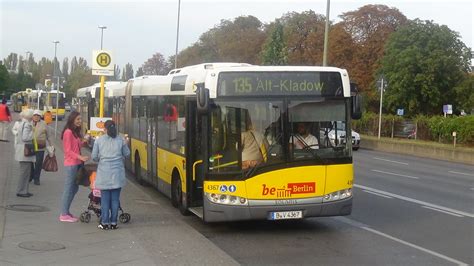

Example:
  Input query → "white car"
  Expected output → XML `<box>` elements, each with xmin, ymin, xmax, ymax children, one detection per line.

<box><xmin>320</xmin><ymin>122</ymin><xmax>360</xmax><ymax>151</ymax></box>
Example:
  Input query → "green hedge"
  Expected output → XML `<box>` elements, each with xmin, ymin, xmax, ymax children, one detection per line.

<box><xmin>352</xmin><ymin>113</ymin><xmax>474</xmax><ymax>145</ymax></box>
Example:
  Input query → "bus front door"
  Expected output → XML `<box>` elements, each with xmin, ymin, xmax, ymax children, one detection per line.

<box><xmin>186</xmin><ymin>99</ymin><xmax>204</xmax><ymax>209</ymax></box>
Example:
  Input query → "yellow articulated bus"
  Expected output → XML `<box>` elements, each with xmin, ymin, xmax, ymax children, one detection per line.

<box><xmin>39</xmin><ymin>90</ymin><xmax>66</xmax><ymax>120</ymax></box>
<box><xmin>100</xmin><ymin>63</ymin><xmax>362</xmax><ymax>222</ymax></box>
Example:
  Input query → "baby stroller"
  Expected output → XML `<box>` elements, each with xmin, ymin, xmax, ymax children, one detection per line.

<box><xmin>79</xmin><ymin>171</ymin><xmax>131</xmax><ymax>224</ymax></box>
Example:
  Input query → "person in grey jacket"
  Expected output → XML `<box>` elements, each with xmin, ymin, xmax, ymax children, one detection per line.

<box><xmin>91</xmin><ymin>120</ymin><xmax>130</xmax><ymax>230</ymax></box>
<box><xmin>30</xmin><ymin>110</ymin><xmax>50</xmax><ymax>185</ymax></box>
<box><xmin>14</xmin><ymin>109</ymin><xmax>36</xmax><ymax>197</ymax></box>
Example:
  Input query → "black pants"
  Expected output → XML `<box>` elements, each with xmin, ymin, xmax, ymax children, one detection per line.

<box><xmin>30</xmin><ymin>151</ymin><xmax>45</xmax><ymax>182</ymax></box>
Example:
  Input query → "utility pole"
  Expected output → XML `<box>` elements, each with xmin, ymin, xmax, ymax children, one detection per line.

<box><xmin>174</xmin><ymin>0</ymin><xmax>181</xmax><ymax>69</ymax></box>
<box><xmin>322</xmin><ymin>0</ymin><xmax>330</xmax><ymax>66</ymax></box>
<box><xmin>99</xmin><ymin>26</ymin><xmax>107</xmax><ymax>49</ymax></box>
<box><xmin>53</xmin><ymin>41</ymin><xmax>60</xmax><ymax>138</ymax></box>
<box><xmin>377</xmin><ymin>77</ymin><xmax>384</xmax><ymax>139</ymax></box>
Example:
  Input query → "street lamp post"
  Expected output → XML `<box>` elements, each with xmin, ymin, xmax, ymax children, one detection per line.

<box><xmin>174</xmin><ymin>0</ymin><xmax>181</xmax><ymax>69</ymax></box>
<box><xmin>53</xmin><ymin>41</ymin><xmax>60</xmax><ymax>138</ymax></box>
<box><xmin>377</xmin><ymin>77</ymin><xmax>385</xmax><ymax>139</ymax></box>
<box><xmin>322</xmin><ymin>0</ymin><xmax>330</xmax><ymax>66</ymax></box>
<box><xmin>98</xmin><ymin>26</ymin><xmax>107</xmax><ymax>50</ymax></box>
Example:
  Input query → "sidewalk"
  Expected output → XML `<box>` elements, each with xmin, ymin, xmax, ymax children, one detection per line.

<box><xmin>0</xmin><ymin>120</ymin><xmax>238</xmax><ymax>265</ymax></box>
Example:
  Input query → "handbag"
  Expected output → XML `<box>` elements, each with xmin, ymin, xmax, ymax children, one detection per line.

<box><xmin>24</xmin><ymin>144</ymin><xmax>36</xmax><ymax>157</ymax></box>
<box><xmin>22</xmin><ymin>122</ymin><xmax>36</xmax><ymax>157</ymax></box>
<box><xmin>43</xmin><ymin>154</ymin><xmax>58</xmax><ymax>172</ymax></box>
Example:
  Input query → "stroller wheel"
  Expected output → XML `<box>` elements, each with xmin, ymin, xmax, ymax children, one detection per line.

<box><xmin>85</xmin><ymin>213</ymin><xmax>91</xmax><ymax>223</ymax></box>
<box><xmin>119</xmin><ymin>213</ymin><xmax>131</xmax><ymax>223</ymax></box>
<box><xmin>80</xmin><ymin>212</ymin><xmax>91</xmax><ymax>223</ymax></box>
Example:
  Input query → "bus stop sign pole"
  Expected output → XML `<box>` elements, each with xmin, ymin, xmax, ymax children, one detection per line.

<box><xmin>99</xmin><ymin>75</ymin><xmax>105</xmax><ymax>118</ymax></box>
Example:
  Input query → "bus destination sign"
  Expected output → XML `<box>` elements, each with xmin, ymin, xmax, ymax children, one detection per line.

<box><xmin>217</xmin><ymin>71</ymin><xmax>343</xmax><ymax>97</ymax></box>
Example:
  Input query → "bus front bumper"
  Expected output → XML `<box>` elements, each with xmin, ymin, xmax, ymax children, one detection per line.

<box><xmin>203</xmin><ymin>196</ymin><xmax>352</xmax><ymax>222</ymax></box>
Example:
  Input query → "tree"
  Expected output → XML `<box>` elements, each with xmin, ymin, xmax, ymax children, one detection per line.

<box><xmin>136</xmin><ymin>67</ymin><xmax>144</xmax><ymax>77</ymax></box>
<box><xmin>62</xmin><ymin>58</ymin><xmax>69</xmax><ymax>79</ymax></box>
<box><xmin>122</xmin><ymin>63</ymin><xmax>134</xmax><ymax>81</ymax></box>
<box><xmin>454</xmin><ymin>74</ymin><xmax>474</xmax><ymax>114</ymax></box>
<box><xmin>261</xmin><ymin>21</ymin><xmax>288</xmax><ymax>65</ymax></box>
<box><xmin>52</xmin><ymin>57</ymin><xmax>61</xmax><ymax>78</ymax></box>
<box><xmin>0</xmin><ymin>64</ymin><xmax>9</xmax><ymax>95</ymax></box>
<box><xmin>110</xmin><ymin>64</ymin><xmax>121</xmax><ymax>81</ymax></box>
<box><xmin>70</xmin><ymin>56</ymin><xmax>78</xmax><ymax>74</ymax></box>
<box><xmin>340</xmin><ymin>5</ymin><xmax>408</xmax><ymax>110</ymax></box>
<box><xmin>4</xmin><ymin>53</ymin><xmax>18</xmax><ymax>71</ymax></box>
<box><xmin>380</xmin><ymin>19</ymin><xmax>471</xmax><ymax>115</ymax></box>
<box><xmin>142</xmin><ymin>53</ymin><xmax>169</xmax><ymax>75</ymax></box>
<box><xmin>279</xmin><ymin>11</ymin><xmax>326</xmax><ymax>65</ymax></box>
<box><xmin>77</xmin><ymin>57</ymin><xmax>88</xmax><ymax>70</ymax></box>
<box><xmin>37</xmin><ymin>57</ymin><xmax>53</xmax><ymax>87</ymax></box>
<box><xmin>327</xmin><ymin>22</ymin><xmax>355</xmax><ymax>70</ymax></box>
<box><xmin>176</xmin><ymin>15</ymin><xmax>266</xmax><ymax>67</ymax></box>
<box><xmin>214</xmin><ymin>16</ymin><xmax>266</xmax><ymax>64</ymax></box>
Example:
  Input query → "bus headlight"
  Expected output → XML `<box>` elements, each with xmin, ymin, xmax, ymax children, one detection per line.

<box><xmin>323</xmin><ymin>188</ymin><xmax>352</xmax><ymax>202</ymax></box>
<box><xmin>205</xmin><ymin>192</ymin><xmax>248</xmax><ymax>206</ymax></box>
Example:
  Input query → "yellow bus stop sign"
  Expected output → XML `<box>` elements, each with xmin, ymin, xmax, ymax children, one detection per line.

<box><xmin>96</xmin><ymin>52</ymin><xmax>111</xmax><ymax>67</ymax></box>
<box><xmin>92</xmin><ymin>50</ymin><xmax>114</xmax><ymax>76</ymax></box>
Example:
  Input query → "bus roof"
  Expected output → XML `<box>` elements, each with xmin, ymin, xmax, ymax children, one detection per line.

<box><xmin>76</xmin><ymin>81</ymin><xmax>124</xmax><ymax>98</ymax></box>
<box><xmin>128</xmin><ymin>64</ymin><xmax>350</xmax><ymax>98</ymax></box>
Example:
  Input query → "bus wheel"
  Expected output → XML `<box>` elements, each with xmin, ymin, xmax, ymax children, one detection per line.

<box><xmin>134</xmin><ymin>153</ymin><xmax>144</xmax><ymax>186</ymax></box>
<box><xmin>171</xmin><ymin>172</ymin><xmax>190</xmax><ymax>215</ymax></box>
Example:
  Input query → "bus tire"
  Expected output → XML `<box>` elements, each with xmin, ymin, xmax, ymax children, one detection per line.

<box><xmin>134</xmin><ymin>152</ymin><xmax>144</xmax><ymax>186</ymax></box>
<box><xmin>171</xmin><ymin>171</ymin><xmax>190</xmax><ymax>215</ymax></box>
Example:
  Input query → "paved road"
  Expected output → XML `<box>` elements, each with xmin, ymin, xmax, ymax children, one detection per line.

<box><xmin>179</xmin><ymin>149</ymin><xmax>474</xmax><ymax>265</ymax></box>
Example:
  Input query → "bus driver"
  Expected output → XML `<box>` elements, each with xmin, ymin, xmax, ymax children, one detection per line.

<box><xmin>290</xmin><ymin>122</ymin><xmax>319</xmax><ymax>149</ymax></box>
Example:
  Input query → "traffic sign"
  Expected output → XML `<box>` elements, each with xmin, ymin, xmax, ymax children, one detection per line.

<box><xmin>397</xmin><ymin>109</ymin><xmax>404</xmax><ymax>116</ymax></box>
<box><xmin>443</xmin><ymin>104</ymin><xmax>453</xmax><ymax>114</ymax></box>
<box><xmin>92</xmin><ymin>50</ymin><xmax>114</xmax><ymax>76</ymax></box>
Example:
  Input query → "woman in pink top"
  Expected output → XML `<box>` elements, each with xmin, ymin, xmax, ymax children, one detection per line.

<box><xmin>59</xmin><ymin>111</ymin><xmax>89</xmax><ymax>222</ymax></box>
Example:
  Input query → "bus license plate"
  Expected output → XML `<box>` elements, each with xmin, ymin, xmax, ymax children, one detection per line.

<box><xmin>269</xmin><ymin>211</ymin><xmax>303</xmax><ymax>220</ymax></box>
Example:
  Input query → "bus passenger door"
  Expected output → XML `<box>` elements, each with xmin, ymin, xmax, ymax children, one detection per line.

<box><xmin>147</xmin><ymin>98</ymin><xmax>159</xmax><ymax>188</ymax></box>
<box><xmin>186</xmin><ymin>99</ymin><xmax>204</xmax><ymax>207</ymax></box>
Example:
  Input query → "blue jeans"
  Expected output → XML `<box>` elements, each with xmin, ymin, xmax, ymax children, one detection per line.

<box><xmin>60</xmin><ymin>165</ymin><xmax>80</xmax><ymax>216</ymax></box>
<box><xmin>100</xmin><ymin>188</ymin><xmax>121</xmax><ymax>225</ymax></box>
<box><xmin>32</xmin><ymin>151</ymin><xmax>45</xmax><ymax>182</ymax></box>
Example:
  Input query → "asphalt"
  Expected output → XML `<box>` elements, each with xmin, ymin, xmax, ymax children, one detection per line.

<box><xmin>0</xmin><ymin>120</ymin><xmax>238</xmax><ymax>265</ymax></box>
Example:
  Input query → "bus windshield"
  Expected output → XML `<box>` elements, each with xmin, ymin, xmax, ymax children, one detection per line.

<box><xmin>209</xmin><ymin>99</ymin><xmax>351</xmax><ymax>175</ymax></box>
<box><xmin>42</xmin><ymin>93</ymin><xmax>65</xmax><ymax>108</ymax></box>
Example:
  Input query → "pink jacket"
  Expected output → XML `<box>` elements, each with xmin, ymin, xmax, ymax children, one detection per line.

<box><xmin>62</xmin><ymin>129</ymin><xmax>83</xmax><ymax>166</ymax></box>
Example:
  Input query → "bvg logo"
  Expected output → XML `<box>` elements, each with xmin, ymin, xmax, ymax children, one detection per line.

<box><xmin>262</xmin><ymin>182</ymin><xmax>315</xmax><ymax>198</ymax></box>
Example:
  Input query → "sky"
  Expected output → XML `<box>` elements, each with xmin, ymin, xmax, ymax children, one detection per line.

<box><xmin>0</xmin><ymin>0</ymin><xmax>472</xmax><ymax>71</ymax></box>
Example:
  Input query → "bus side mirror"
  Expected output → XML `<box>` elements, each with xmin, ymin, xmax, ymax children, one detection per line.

<box><xmin>196</xmin><ymin>84</ymin><xmax>209</xmax><ymax>114</ymax></box>
<box><xmin>351</xmin><ymin>94</ymin><xmax>362</xmax><ymax>120</ymax></box>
